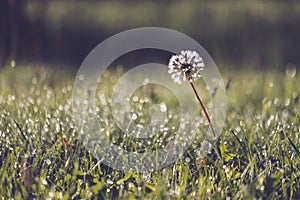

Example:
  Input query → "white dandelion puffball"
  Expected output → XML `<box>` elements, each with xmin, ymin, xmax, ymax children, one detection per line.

<box><xmin>168</xmin><ymin>50</ymin><xmax>205</xmax><ymax>84</ymax></box>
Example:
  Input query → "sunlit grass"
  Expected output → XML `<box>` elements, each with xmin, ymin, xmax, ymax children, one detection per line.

<box><xmin>0</xmin><ymin>64</ymin><xmax>299</xmax><ymax>199</ymax></box>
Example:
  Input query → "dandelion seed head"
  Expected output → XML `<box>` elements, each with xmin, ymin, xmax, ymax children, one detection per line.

<box><xmin>168</xmin><ymin>50</ymin><xmax>204</xmax><ymax>84</ymax></box>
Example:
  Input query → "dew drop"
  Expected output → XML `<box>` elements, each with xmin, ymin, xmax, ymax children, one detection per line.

<box><xmin>32</xmin><ymin>77</ymin><xmax>37</xmax><ymax>84</ymax></box>
<box><xmin>132</xmin><ymin>96</ymin><xmax>139</xmax><ymax>102</ymax></box>
<box><xmin>143</xmin><ymin>78</ymin><xmax>150</xmax><ymax>85</ymax></box>
<box><xmin>10</xmin><ymin>60</ymin><xmax>16</xmax><ymax>68</ymax></box>
<box><xmin>132</xmin><ymin>113</ymin><xmax>137</xmax><ymax>120</ymax></box>
<box><xmin>46</xmin><ymin>159</ymin><xmax>51</xmax><ymax>165</ymax></box>
<box><xmin>286</xmin><ymin>63</ymin><xmax>297</xmax><ymax>78</ymax></box>
<box><xmin>42</xmin><ymin>179</ymin><xmax>48</xmax><ymax>185</ymax></box>
<box><xmin>107</xmin><ymin>179</ymin><xmax>113</xmax><ymax>185</ymax></box>
<box><xmin>160</xmin><ymin>102</ymin><xmax>167</xmax><ymax>112</ymax></box>
<box><xmin>284</xmin><ymin>97</ymin><xmax>290</xmax><ymax>106</ymax></box>
<box><xmin>79</xmin><ymin>74</ymin><xmax>85</xmax><ymax>81</ymax></box>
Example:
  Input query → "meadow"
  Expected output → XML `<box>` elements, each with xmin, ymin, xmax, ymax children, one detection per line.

<box><xmin>0</xmin><ymin>64</ymin><xmax>299</xmax><ymax>199</ymax></box>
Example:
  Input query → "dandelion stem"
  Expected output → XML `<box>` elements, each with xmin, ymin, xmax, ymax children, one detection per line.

<box><xmin>189</xmin><ymin>81</ymin><xmax>215</xmax><ymax>137</ymax></box>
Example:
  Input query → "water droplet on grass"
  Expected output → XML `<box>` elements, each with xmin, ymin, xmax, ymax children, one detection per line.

<box><xmin>160</xmin><ymin>102</ymin><xmax>167</xmax><ymax>112</ymax></box>
<box><xmin>132</xmin><ymin>113</ymin><xmax>137</xmax><ymax>120</ymax></box>
<box><xmin>79</xmin><ymin>74</ymin><xmax>85</xmax><ymax>81</ymax></box>
<box><xmin>107</xmin><ymin>179</ymin><xmax>113</xmax><ymax>185</ymax></box>
<box><xmin>10</xmin><ymin>60</ymin><xmax>16</xmax><ymax>68</ymax></box>
<box><xmin>284</xmin><ymin>97</ymin><xmax>290</xmax><ymax>106</ymax></box>
<box><xmin>42</xmin><ymin>179</ymin><xmax>48</xmax><ymax>185</ymax></box>
<box><xmin>32</xmin><ymin>77</ymin><xmax>38</xmax><ymax>84</ymax></box>
<box><xmin>46</xmin><ymin>159</ymin><xmax>51</xmax><ymax>165</ymax></box>
<box><xmin>286</xmin><ymin>63</ymin><xmax>297</xmax><ymax>78</ymax></box>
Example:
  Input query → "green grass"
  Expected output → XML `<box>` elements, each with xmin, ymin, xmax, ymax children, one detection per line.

<box><xmin>0</xmin><ymin>64</ymin><xmax>299</xmax><ymax>199</ymax></box>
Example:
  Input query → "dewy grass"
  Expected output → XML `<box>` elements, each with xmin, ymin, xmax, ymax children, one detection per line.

<box><xmin>0</xmin><ymin>64</ymin><xmax>299</xmax><ymax>199</ymax></box>
<box><xmin>168</xmin><ymin>50</ymin><xmax>215</xmax><ymax>137</ymax></box>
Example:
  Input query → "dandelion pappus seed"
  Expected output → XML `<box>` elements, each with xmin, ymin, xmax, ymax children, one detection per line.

<box><xmin>168</xmin><ymin>50</ymin><xmax>204</xmax><ymax>84</ymax></box>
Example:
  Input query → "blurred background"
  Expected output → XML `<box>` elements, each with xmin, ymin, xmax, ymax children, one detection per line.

<box><xmin>1</xmin><ymin>0</ymin><xmax>300</xmax><ymax>70</ymax></box>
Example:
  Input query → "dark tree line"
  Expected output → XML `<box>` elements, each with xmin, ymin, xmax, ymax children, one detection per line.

<box><xmin>1</xmin><ymin>1</ymin><xmax>300</xmax><ymax>69</ymax></box>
